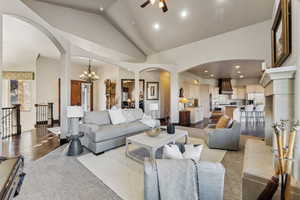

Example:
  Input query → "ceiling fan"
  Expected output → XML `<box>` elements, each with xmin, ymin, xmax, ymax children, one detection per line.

<box><xmin>140</xmin><ymin>0</ymin><xmax>168</xmax><ymax>13</ymax></box>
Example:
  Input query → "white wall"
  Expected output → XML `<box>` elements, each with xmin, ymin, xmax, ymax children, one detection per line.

<box><xmin>96</xmin><ymin>64</ymin><xmax>120</xmax><ymax>111</ymax></box>
<box><xmin>36</xmin><ymin>56</ymin><xmax>60</xmax><ymax>120</ymax></box>
<box><xmin>147</xmin><ymin>20</ymin><xmax>272</xmax><ymax>72</ymax></box>
<box><xmin>160</xmin><ymin>71</ymin><xmax>170</xmax><ymax>118</ymax></box>
<box><xmin>36</xmin><ymin>56</ymin><xmax>99</xmax><ymax>118</ymax></box>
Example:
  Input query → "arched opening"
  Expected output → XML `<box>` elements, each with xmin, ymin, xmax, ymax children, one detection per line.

<box><xmin>179</xmin><ymin>59</ymin><xmax>265</xmax><ymax>136</ymax></box>
<box><xmin>0</xmin><ymin>13</ymin><xmax>70</xmax><ymax>154</ymax></box>
<box><xmin>136</xmin><ymin>67</ymin><xmax>171</xmax><ymax>123</ymax></box>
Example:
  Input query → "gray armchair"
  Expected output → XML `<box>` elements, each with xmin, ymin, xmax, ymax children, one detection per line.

<box><xmin>207</xmin><ymin>121</ymin><xmax>241</xmax><ymax>150</ymax></box>
<box><xmin>144</xmin><ymin>159</ymin><xmax>225</xmax><ymax>200</ymax></box>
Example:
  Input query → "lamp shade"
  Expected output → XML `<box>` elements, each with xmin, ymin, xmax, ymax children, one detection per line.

<box><xmin>67</xmin><ymin>106</ymin><xmax>84</xmax><ymax>118</ymax></box>
<box><xmin>149</xmin><ymin>103</ymin><xmax>159</xmax><ymax>111</ymax></box>
<box><xmin>180</xmin><ymin>98</ymin><xmax>189</xmax><ymax>104</ymax></box>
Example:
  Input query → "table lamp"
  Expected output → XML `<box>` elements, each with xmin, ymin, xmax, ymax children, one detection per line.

<box><xmin>179</xmin><ymin>98</ymin><xmax>189</xmax><ymax>109</ymax></box>
<box><xmin>67</xmin><ymin>106</ymin><xmax>84</xmax><ymax>156</ymax></box>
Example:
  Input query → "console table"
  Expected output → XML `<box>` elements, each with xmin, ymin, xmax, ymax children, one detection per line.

<box><xmin>242</xmin><ymin>139</ymin><xmax>300</xmax><ymax>200</ymax></box>
<box><xmin>179</xmin><ymin>110</ymin><xmax>191</xmax><ymax>126</ymax></box>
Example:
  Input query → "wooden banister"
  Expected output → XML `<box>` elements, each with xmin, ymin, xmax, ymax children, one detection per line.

<box><xmin>35</xmin><ymin>103</ymin><xmax>55</xmax><ymax>127</ymax></box>
<box><xmin>1</xmin><ymin>104</ymin><xmax>21</xmax><ymax>139</ymax></box>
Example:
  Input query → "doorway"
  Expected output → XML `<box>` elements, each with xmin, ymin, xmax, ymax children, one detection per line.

<box><xmin>70</xmin><ymin>80</ymin><xmax>93</xmax><ymax>112</ymax></box>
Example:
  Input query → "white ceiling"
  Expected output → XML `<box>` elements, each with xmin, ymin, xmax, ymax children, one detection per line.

<box><xmin>33</xmin><ymin>0</ymin><xmax>275</xmax><ymax>54</ymax></box>
<box><xmin>3</xmin><ymin>15</ymin><xmax>60</xmax><ymax>66</ymax></box>
<box><xmin>187</xmin><ymin>60</ymin><xmax>264</xmax><ymax>79</ymax></box>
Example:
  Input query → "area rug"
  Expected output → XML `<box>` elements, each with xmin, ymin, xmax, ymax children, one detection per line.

<box><xmin>77</xmin><ymin>137</ymin><xmax>226</xmax><ymax>200</ymax></box>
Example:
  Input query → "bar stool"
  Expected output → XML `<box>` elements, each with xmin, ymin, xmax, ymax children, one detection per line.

<box><xmin>245</xmin><ymin>105</ymin><xmax>255</xmax><ymax>124</ymax></box>
<box><xmin>255</xmin><ymin>104</ymin><xmax>265</xmax><ymax>123</ymax></box>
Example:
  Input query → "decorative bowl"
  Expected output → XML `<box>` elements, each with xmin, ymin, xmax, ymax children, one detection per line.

<box><xmin>145</xmin><ymin>128</ymin><xmax>161</xmax><ymax>137</ymax></box>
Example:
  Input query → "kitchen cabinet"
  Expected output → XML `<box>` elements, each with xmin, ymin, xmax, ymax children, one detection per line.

<box><xmin>232</xmin><ymin>87</ymin><xmax>246</xmax><ymax>99</ymax></box>
<box><xmin>246</xmin><ymin>85</ymin><xmax>264</xmax><ymax>93</ymax></box>
<box><xmin>186</xmin><ymin>106</ymin><xmax>204</xmax><ymax>124</ymax></box>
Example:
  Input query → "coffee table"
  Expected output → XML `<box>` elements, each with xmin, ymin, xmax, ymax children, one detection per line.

<box><xmin>125</xmin><ymin>129</ymin><xmax>188</xmax><ymax>163</ymax></box>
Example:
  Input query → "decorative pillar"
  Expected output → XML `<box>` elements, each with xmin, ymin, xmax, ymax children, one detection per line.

<box><xmin>294</xmin><ymin>0</ymin><xmax>300</xmax><ymax>181</ymax></box>
<box><xmin>170</xmin><ymin>71</ymin><xmax>179</xmax><ymax>123</ymax></box>
<box><xmin>134</xmin><ymin>71</ymin><xmax>140</xmax><ymax>109</ymax></box>
<box><xmin>60</xmin><ymin>42</ymin><xmax>71</xmax><ymax>139</ymax></box>
<box><xmin>260</xmin><ymin>66</ymin><xmax>298</xmax><ymax>178</ymax></box>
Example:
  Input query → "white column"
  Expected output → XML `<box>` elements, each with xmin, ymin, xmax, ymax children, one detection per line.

<box><xmin>294</xmin><ymin>0</ymin><xmax>300</xmax><ymax>181</ymax></box>
<box><xmin>0</xmin><ymin>14</ymin><xmax>3</xmax><ymax>151</ymax></box>
<box><xmin>60</xmin><ymin>42</ymin><xmax>71</xmax><ymax>139</ymax></box>
<box><xmin>170</xmin><ymin>71</ymin><xmax>179</xmax><ymax>123</ymax></box>
<box><xmin>134</xmin><ymin>71</ymin><xmax>140</xmax><ymax>109</ymax></box>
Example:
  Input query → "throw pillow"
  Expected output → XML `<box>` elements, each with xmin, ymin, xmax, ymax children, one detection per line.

<box><xmin>226</xmin><ymin>118</ymin><xmax>234</xmax><ymax>128</ymax></box>
<box><xmin>216</xmin><ymin>115</ymin><xmax>230</xmax><ymax>128</ymax></box>
<box><xmin>183</xmin><ymin>144</ymin><xmax>203</xmax><ymax>161</ymax></box>
<box><xmin>162</xmin><ymin>144</ymin><xmax>183</xmax><ymax>159</ymax></box>
<box><xmin>108</xmin><ymin>109</ymin><xmax>126</xmax><ymax>125</ymax></box>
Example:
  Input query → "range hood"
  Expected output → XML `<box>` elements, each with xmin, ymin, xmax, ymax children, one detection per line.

<box><xmin>218</xmin><ymin>79</ymin><xmax>233</xmax><ymax>95</ymax></box>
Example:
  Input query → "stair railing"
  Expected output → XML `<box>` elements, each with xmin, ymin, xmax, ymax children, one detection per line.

<box><xmin>1</xmin><ymin>104</ymin><xmax>21</xmax><ymax>139</ymax></box>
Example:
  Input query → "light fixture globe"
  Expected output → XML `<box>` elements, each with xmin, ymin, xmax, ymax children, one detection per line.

<box><xmin>79</xmin><ymin>59</ymin><xmax>99</xmax><ymax>83</ymax></box>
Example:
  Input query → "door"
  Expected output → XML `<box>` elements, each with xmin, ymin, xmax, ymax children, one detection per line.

<box><xmin>71</xmin><ymin>80</ymin><xmax>93</xmax><ymax>111</ymax></box>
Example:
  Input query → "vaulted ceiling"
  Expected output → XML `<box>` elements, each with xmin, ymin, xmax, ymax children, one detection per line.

<box><xmin>33</xmin><ymin>0</ymin><xmax>275</xmax><ymax>55</ymax></box>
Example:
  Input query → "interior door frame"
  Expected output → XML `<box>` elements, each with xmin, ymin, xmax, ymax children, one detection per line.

<box><xmin>58</xmin><ymin>79</ymin><xmax>94</xmax><ymax>123</ymax></box>
<box><xmin>70</xmin><ymin>80</ymin><xmax>93</xmax><ymax>111</ymax></box>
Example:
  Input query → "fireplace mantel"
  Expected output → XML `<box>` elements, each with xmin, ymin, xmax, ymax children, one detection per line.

<box><xmin>260</xmin><ymin>66</ymin><xmax>297</xmax><ymax>88</ymax></box>
<box><xmin>259</xmin><ymin>66</ymin><xmax>297</xmax><ymax>145</ymax></box>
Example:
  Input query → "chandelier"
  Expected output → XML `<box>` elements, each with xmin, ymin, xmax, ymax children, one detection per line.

<box><xmin>79</xmin><ymin>59</ymin><xmax>99</xmax><ymax>83</ymax></box>
<box><xmin>141</xmin><ymin>0</ymin><xmax>168</xmax><ymax>13</ymax></box>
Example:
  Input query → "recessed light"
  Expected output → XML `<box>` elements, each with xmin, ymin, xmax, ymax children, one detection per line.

<box><xmin>99</xmin><ymin>6</ymin><xmax>104</xmax><ymax>11</ymax></box>
<box><xmin>237</xmin><ymin>71</ymin><xmax>241</xmax><ymax>74</ymax></box>
<box><xmin>217</xmin><ymin>0</ymin><xmax>226</xmax><ymax>4</ymax></box>
<box><xmin>180</xmin><ymin>10</ymin><xmax>188</xmax><ymax>18</ymax></box>
<box><xmin>235</xmin><ymin>65</ymin><xmax>240</xmax><ymax>69</ymax></box>
<box><xmin>240</xmin><ymin>75</ymin><xmax>244</xmax><ymax>78</ymax></box>
<box><xmin>210</xmin><ymin>74</ymin><xmax>214</xmax><ymax>77</ymax></box>
<box><xmin>153</xmin><ymin>23</ymin><xmax>160</xmax><ymax>30</ymax></box>
<box><xmin>204</xmin><ymin>70</ymin><xmax>208</xmax><ymax>73</ymax></box>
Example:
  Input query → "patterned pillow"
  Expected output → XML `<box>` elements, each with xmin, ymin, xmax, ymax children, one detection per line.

<box><xmin>216</xmin><ymin>115</ymin><xmax>230</xmax><ymax>128</ymax></box>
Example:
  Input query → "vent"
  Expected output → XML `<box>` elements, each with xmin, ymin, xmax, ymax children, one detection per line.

<box><xmin>218</xmin><ymin>79</ymin><xmax>233</xmax><ymax>95</ymax></box>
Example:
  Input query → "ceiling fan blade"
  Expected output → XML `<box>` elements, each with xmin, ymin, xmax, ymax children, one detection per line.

<box><xmin>162</xmin><ymin>1</ymin><xmax>168</xmax><ymax>12</ymax></box>
<box><xmin>140</xmin><ymin>0</ymin><xmax>150</xmax><ymax>8</ymax></box>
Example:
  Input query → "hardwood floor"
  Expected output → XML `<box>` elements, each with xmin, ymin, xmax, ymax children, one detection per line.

<box><xmin>1</xmin><ymin>126</ymin><xmax>60</xmax><ymax>161</ymax></box>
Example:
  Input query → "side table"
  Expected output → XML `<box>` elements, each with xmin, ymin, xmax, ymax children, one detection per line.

<box><xmin>67</xmin><ymin>132</ymin><xmax>84</xmax><ymax>156</ymax></box>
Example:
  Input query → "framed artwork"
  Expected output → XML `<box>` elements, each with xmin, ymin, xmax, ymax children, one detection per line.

<box><xmin>271</xmin><ymin>0</ymin><xmax>291</xmax><ymax>67</ymax></box>
<box><xmin>9</xmin><ymin>80</ymin><xmax>32</xmax><ymax>111</ymax></box>
<box><xmin>146</xmin><ymin>82</ymin><xmax>159</xmax><ymax>100</ymax></box>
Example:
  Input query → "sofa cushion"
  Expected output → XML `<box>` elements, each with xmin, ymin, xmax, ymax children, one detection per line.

<box><xmin>122</xmin><ymin>109</ymin><xmax>144</xmax><ymax>123</ymax></box>
<box><xmin>84</xmin><ymin>111</ymin><xmax>111</xmax><ymax>126</ymax></box>
<box><xmin>87</xmin><ymin>121</ymin><xmax>150</xmax><ymax>143</ymax></box>
<box><xmin>109</xmin><ymin>109</ymin><xmax>126</xmax><ymax>125</ymax></box>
